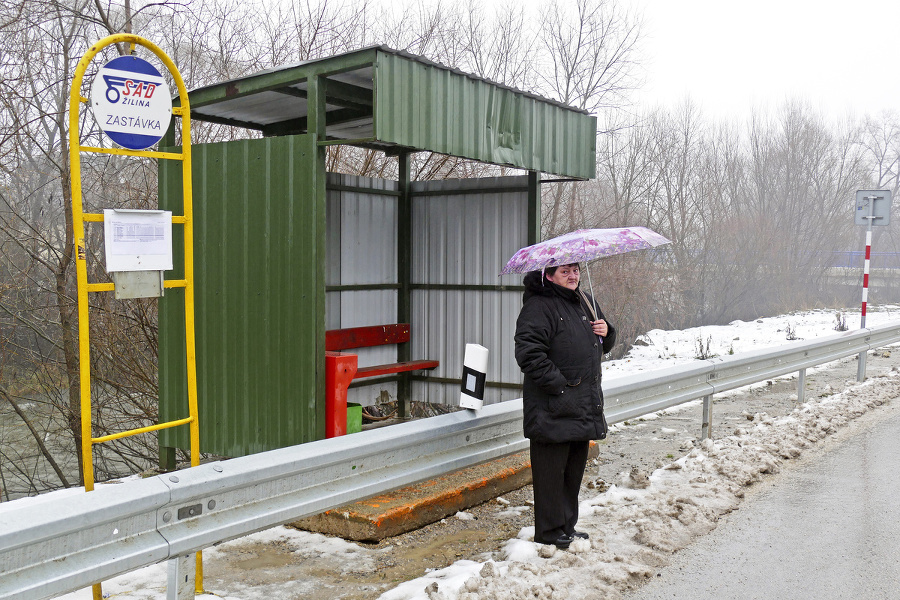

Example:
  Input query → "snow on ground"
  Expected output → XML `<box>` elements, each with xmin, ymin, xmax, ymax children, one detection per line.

<box><xmin>603</xmin><ymin>306</ymin><xmax>899</xmax><ymax>378</ymax></box>
<box><xmin>40</xmin><ymin>306</ymin><xmax>900</xmax><ymax>599</ymax></box>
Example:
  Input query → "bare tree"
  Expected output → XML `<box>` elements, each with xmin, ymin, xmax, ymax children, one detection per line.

<box><xmin>461</xmin><ymin>0</ymin><xmax>535</xmax><ymax>88</ymax></box>
<box><xmin>860</xmin><ymin>111</ymin><xmax>900</xmax><ymax>194</ymax></box>
<box><xmin>0</xmin><ymin>0</ymin><xmax>191</xmax><ymax>497</ymax></box>
<box><xmin>537</xmin><ymin>0</ymin><xmax>643</xmax><ymax>116</ymax></box>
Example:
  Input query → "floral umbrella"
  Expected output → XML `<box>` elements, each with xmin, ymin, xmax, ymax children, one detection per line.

<box><xmin>500</xmin><ymin>227</ymin><xmax>672</xmax><ymax>314</ymax></box>
<box><xmin>500</xmin><ymin>227</ymin><xmax>671</xmax><ymax>275</ymax></box>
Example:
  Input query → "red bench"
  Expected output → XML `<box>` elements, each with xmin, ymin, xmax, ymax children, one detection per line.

<box><xmin>325</xmin><ymin>323</ymin><xmax>439</xmax><ymax>378</ymax></box>
<box><xmin>324</xmin><ymin>324</ymin><xmax>438</xmax><ymax>437</ymax></box>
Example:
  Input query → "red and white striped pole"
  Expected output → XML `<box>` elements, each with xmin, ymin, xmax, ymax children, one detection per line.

<box><xmin>860</xmin><ymin>228</ymin><xmax>871</xmax><ymax>330</ymax></box>
<box><xmin>858</xmin><ymin>196</ymin><xmax>876</xmax><ymax>381</ymax></box>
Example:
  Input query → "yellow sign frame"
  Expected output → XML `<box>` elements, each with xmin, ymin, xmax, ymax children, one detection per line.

<box><xmin>68</xmin><ymin>33</ymin><xmax>201</xmax><ymax>598</ymax></box>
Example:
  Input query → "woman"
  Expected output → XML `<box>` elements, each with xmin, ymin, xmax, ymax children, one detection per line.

<box><xmin>514</xmin><ymin>263</ymin><xmax>616</xmax><ymax>549</ymax></box>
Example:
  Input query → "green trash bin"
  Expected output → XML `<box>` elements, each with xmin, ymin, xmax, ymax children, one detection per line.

<box><xmin>347</xmin><ymin>403</ymin><xmax>362</xmax><ymax>434</ymax></box>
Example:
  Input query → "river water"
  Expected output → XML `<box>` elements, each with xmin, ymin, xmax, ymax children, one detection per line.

<box><xmin>0</xmin><ymin>391</ymin><xmax>154</xmax><ymax>501</ymax></box>
<box><xmin>0</xmin><ymin>394</ymin><xmax>80</xmax><ymax>500</ymax></box>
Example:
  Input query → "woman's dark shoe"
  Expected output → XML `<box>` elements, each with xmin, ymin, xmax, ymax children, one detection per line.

<box><xmin>573</xmin><ymin>531</ymin><xmax>589</xmax><ymax>540</ymax></box>
<box><xmin>535</xmin><ymin>534</ymin><xmax>573</xmax><ymax>549</ymax></box>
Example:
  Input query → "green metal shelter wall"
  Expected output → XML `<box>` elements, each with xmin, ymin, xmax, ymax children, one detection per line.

<box><xmin>158</xmin><ymin>134</ymin><xmax>323</xmax><ymax>458</ymax></box>
<box><xmin>374</xmin><ymin>51</ymin><xmax>598</xmax><ymax>180</ymax></box>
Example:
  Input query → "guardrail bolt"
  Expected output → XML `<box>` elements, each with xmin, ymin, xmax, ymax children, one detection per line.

<box><xmin>162</xmin><ymin>511</ymin><xmax>172</xmax><ymax>523</ymax></box>
<box><xmin>208</xmin><ymin>500</ymin><xmax>216</xmax><ymax>510</ymax></box>
<box><xmin>169</xmin><ymin>476</ymin><xmax>179</xmax><ymax>483</ymax></box>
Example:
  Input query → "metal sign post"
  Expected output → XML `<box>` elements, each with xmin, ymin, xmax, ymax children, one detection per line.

<box><xmin>854</xmin><ymin>190</ymin><xmax>892</xmax><ymax>381</ymax></box>
<box><xmin>69</xmin><ymin>34</ymin><xmax>201</xmax><ymax>599</ymax></box>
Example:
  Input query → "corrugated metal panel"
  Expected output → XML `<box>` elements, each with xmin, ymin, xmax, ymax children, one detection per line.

<box><xmin>408</xmin><ymin>289</ymin><xmax>522</xmax><ymax>406</ymax></box>
<box><xmin>326</xmin><ymin>173</ymin><xmax>399</xmax><ymax>380</ymax></box>
<box><xmin>326</xmin><ymin>173</ymin><xmax>397</xmax><ymax>294</ymax></box>
<box><xmin>159</xmin><ymin>134</ymin><xmax>321</xmax><ymax>457</ymax></box>
<box><xmin>412</xmin><ymin>177</ymin><xmax>530</xmax><ymax>286</ymax></box>
<box><xmin>374</xmin><ymin>52</ymin><xmax>597</xmax><ymax>180</ymax></box>
<box><xmin>410</xmin><ymin>176</ymin><xmax>530</xmax><ymax>406</ymax></box>
<box><xmin>325</xmin><ymin>173</ymin><xmax>404</xmax><ymax>407</ymax></box>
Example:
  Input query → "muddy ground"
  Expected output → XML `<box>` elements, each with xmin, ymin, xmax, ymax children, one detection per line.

<box><xmin>197</xmin><ymin>350</ymin><xmax>899</xmax><ymax>600</ymax></box>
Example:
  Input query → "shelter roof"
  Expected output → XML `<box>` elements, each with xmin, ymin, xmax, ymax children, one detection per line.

<box><xmin>181</xmin><ymin>46</ymin><xmax>597</xmax><ymax>179</ymax></box>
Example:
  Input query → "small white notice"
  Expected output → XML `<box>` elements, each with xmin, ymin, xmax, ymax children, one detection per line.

<box><xmin>103</xmin><ymin>209</ymin><xmax>173</xmax><ymax>272</ymax></box>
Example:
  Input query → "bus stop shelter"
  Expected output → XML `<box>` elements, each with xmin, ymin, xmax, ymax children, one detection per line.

<box><xmin>158</xmin><ymin>45</ymin><xmax>597</xmax><ymax>463</ymax></box>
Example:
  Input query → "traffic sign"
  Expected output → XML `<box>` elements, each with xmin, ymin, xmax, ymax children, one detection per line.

<box><xmin>854</xmin><ymin>190</ymin><xmax>892</xmax><ymax>226</ymax></box>
<box><xmin>90</xmin><ymin>55</ymin><xmax>172</xmax><ymax>150</ymax></box>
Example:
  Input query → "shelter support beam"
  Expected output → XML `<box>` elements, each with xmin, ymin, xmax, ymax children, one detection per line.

<box><xmin>397</xmin><ymin>152</ymin><xmax>412</xmax><ymax>418</ymax></box>
<box><xmin>309</xmin><ymin>75</ymin><xmax>329</xmax><ymax>436</ymax></box>
<box><xmin>159</xmin><ymin>446</ymin><xmax>177</xmax><ymax>472</ymax></box>
<box><xmin>527</xmin><ymin>171</ymin><xmax>540</xmax><ymax>245</ymax></box>
<box><xmin>273</xmin><ymin>77</ymin><xmax>373</xmax><ymax>112</ymax></box>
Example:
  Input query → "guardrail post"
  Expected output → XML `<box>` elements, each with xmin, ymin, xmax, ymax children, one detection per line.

<box><xmin>167</xmin><ymin>553</ymin><xmax>196</xmax><ymax>600</ymax></box>
<box><xmin>857</xmin><ymin>350</ymin><xmax>867</xmax><ymax>382</ymax></box>
<box><xmin>797</xmin><ymin>368</ymin><xmax>806</xmax><ymax>403</ymax></box>
<box><xmin>701</xmin><ymin>394</ymin><xmax>713</xmax><ymax>440</ymax></box>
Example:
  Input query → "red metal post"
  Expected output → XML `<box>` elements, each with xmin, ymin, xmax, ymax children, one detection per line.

<box><xmin>325</xmin><ymin>351</ymin><xmax>358</xmax><ymax>438</ymax></box>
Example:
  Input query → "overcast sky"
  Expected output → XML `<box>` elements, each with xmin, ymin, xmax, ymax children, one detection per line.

<box><xmin>623</xmin><ymin>0</ymin><xmax>899</xmax><ymax>122</ymax></box>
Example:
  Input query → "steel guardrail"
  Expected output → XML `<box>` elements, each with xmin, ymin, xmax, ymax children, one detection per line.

<box><xmin>708</xmin><ymin>328</ymin><xmax>867</xmax><ymax>393</ymax></box>
<box><xmin>3</xmin><ymin>322</ymin><xmax>900</xmax><ymax>599</ymax></box>
<box><xmin>0</xmin><ymin>401</ymin><xmax>527</xmax><ymax>600</ymax></box>
<box><xmin>603</xmin><ymin>360</ymin><xmax>714</xmax><ymax>425</ymax></box>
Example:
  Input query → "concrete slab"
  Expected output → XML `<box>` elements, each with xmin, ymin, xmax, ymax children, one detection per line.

<box><xmin>292</xmin><ymin>442</ymin><xmax>600</xmax><ymax>542</ymax></box>
<box><xmin>292</xmin><ymin>451</ymin><xmax>532</xmax><ymax>542</ymax></box>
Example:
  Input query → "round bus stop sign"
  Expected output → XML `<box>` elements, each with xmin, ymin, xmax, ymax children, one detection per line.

<box><xmin>90</xmin><ymin>55</ymin><xmax>172</xmax><ymax>150</ymax></box>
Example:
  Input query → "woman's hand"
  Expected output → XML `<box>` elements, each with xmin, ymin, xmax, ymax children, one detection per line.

<box><xmin>591</xmin><ymin>319</ymin><xmax>608</xmax><ymax>337</ymax></box>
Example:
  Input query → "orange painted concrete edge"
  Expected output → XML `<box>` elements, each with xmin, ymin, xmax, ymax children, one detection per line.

<box><xmin>291</xmin><ymin>441</ymin><xmax>599</xmax><ymax>541</ymax></box>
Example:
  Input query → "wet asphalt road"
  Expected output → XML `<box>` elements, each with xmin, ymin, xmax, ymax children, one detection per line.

<box><xmin>626</xmin><ymin>401</ymin><xmax>900</xmax><ymax>600</ymax></box>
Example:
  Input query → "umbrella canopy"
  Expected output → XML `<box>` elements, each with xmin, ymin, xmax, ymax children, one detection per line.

<box><xmin>500</xmin><ymin>227</ymin><xmax>672</xmax><ymax>275</ymax></box>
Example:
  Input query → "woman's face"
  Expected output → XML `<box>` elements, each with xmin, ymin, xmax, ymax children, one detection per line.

<box><xmin>546</xmin><ymin>264</ymin><xmax>580</xmax><ymax>290</ymax></box>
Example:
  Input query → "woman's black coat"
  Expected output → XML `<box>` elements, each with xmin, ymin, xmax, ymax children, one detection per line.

<box><xmin>514</xmin><ymin>270</ymin><xmax>617</xmax><ymax>444</ymax></box>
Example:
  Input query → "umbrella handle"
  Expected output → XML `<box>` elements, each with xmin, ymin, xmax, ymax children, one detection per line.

<box><xmin>583</xmin><ymin>269</ymin><xmax>605</xmax><ymax>343</ymax></box>
<box><xmin>585</xmin><ymin>268</ymin><xmax>598</xmax><ymax>318</ymax></box>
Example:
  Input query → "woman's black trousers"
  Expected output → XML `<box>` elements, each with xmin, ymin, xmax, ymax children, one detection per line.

<box><xmin>529</xmin><ymin>439</ymin><xmax>590</xmax><ymax>543</ymax></box>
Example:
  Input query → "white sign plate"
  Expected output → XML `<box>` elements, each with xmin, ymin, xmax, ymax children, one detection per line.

<box><xmin>103</xmin><ymin>209</ymin><xmax>173</xmax><ymax>272</ymax></box>
<box><xmin>91</xmin><ymin>55</ymin><xmax>172</xmax><ymax>150</ymax></box>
